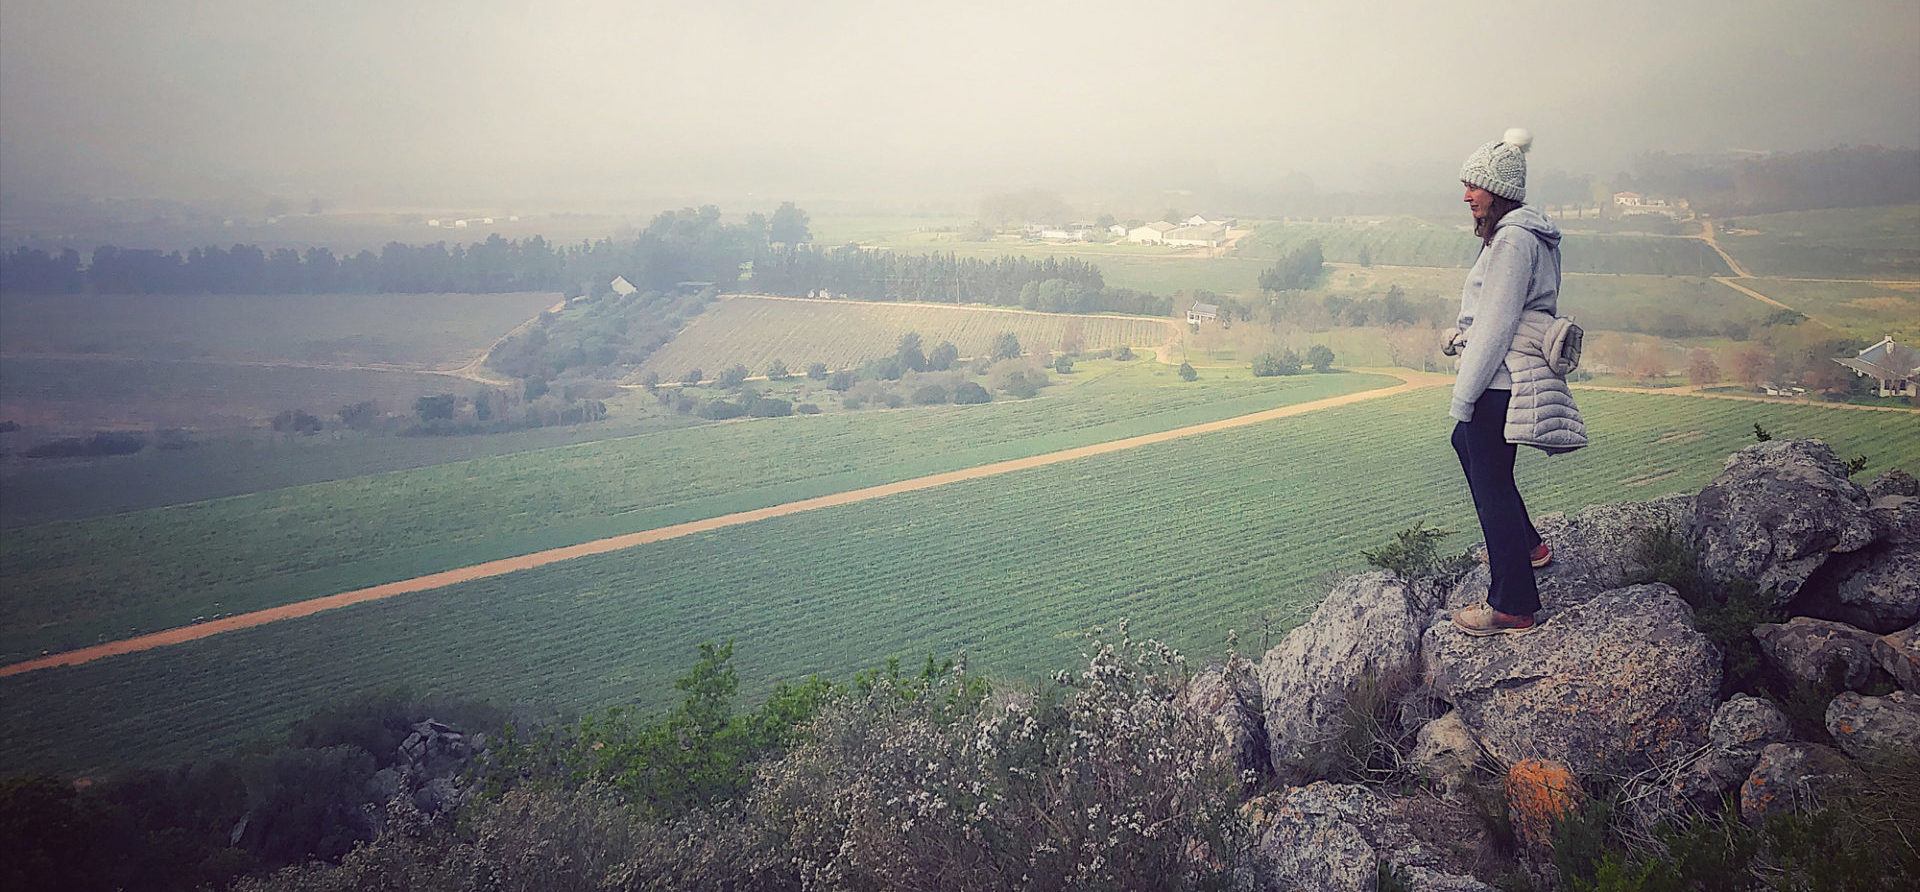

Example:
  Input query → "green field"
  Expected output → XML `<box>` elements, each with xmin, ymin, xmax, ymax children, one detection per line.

<box><xmin>0</xmin><ymin>399</ymin><xmax>699</xmax><ymax>527</ymax></box>
<box><xmin>1719</xmin><ymin>205</ymin><xmax>1920</xmax><ymax>280</ymax></box>
<box><xmin>0</xmin><ymin>366</ymin><xmax>1391</xmax><ymax>660</ymax></box>
<box><xmin>638</xmin><ymin>296</ymin><xmax>1179</xmax><ymax>380</ymax></box>
<box><xmin>1742</xmin><ymin>278</ymin><xmax>1920</xmax><ymax>343</ymax></box>
<box><xmin>0</xmin><ymin>356</ymin><xmax>487</xmax><ymax>434</ymax></box>
<box><xmin>4</xmin><ymin>388</ymin><xmax>1917</xmax><ymax>774</ymax></box>
<box><xmin>1237</xmin><ymin>219</ymin><xmax>1732</xmax><ymax>277</ymax></box>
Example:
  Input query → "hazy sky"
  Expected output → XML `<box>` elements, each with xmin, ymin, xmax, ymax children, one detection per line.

<box><xmin>2</xmin><ymin>0</ymin><xmax>1916</xmax><ymax>206</ymax></box>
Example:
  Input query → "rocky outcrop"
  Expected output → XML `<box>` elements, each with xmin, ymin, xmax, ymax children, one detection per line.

<box><xmin>1690</xmin><ymin>440</ymin><xmax>1877</xmax><ymax>605</ymax></box>
<box><xmin>1242</xmin><ymin>783</ymin><xmax>1494</xmax><ymax>891</ymax></box>
<box><xmin>1752</xmin><ymin>617</ymin><xmax>1889</xmax><ymax>691</ymax></box>
<box><xmin>1739</xmin><ymin>742</ymin><xmax>1854</xmax><ymax>823</ymax></box>
<box><xmin>1529</xmin><ymin>494</ymin><xmax>1693</xmax><ymax>596</ymax></box>
<box><xmin>1259</xmin><ymin>572</ymin><xmax>1433</xmax><ymax>780</ymax></box>
<box><xmin>1228</xmin><ymin>440</ymin><xmax>1914</xmax><ymax>883</ymax></box>
<box><xmin>1825</xmin><ymin>690</ymin><xmax>1920</xmax><ymax>760</ymax></box>
<box><xmin>1811</xmin><ymin>542</ymin><xmax>1920</xmax><ymax>633</ymax></box>
<box><xmin>1183</xmin><ymin>661</ymin><xmax>1269</xmax><ymax>786</ymax></box>
<box><xmin>1644</xmin><ymin>695</ymin><xmax>1793</xmax><ymax>825</ymax></box>
<box><xmin>1409</xmin><ymin>711</ymin><xmax>1480</xmax><ymax>797</ymax></box>
<box><xmin>370</xmin><ymin>719</ymin><xmax>486</xmax><ymax>821</ymax></box>
<box><xmin>1422</xmin><ymin>584</ymin><xmax>1720</xmax><ymax>778</ymax></box>
<box><xmin>1876</xmin><ymin>623</ymin><xmax>1920</xmax><ymax>691</ymax></box>
<box><xmin>1867</xmin><ymin>467</ymin><xmax>1919</xmax><ymax>499</ymax></box>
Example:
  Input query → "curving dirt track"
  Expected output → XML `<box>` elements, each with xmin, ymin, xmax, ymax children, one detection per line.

<box><xmin>0</xmin><ymin>374</ymin><xmax>1434</xmax><ymax>678</ymax></box>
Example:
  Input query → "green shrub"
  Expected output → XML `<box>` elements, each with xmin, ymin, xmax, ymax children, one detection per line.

<box><xmin>1362</xmin><ymin>522</ymin><xmax>1468</xmax><ymax>580</ymax></box>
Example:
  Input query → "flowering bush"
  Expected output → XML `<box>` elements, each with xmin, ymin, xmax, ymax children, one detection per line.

<box><xmin>753</xmin><ymin>625</ymin><xmax>1251</xmax><ymax>890</ymax></box>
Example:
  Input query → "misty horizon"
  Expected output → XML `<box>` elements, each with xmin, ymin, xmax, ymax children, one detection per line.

<box><xmin>3</xmin><ymin>0</ymin><xmax>1918</xmax><ymax>213</ymax></box>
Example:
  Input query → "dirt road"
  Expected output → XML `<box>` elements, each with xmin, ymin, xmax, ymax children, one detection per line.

<box><xmin>0</xmin><ymin>374</ymin><xmax>1432</xmax><ymax>678</ymax></box>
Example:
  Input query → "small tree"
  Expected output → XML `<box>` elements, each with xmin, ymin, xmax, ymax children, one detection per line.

<box><xmin>1112</xmin><ymin>344</ymin><xmax>1134</xmax><ymax>361</ymax></box>
<box><xmin>991</xmin><ymin>332</ymin><xmax>1022</xmax><ymax>361</ymax></box>
<box><xmin>1179</xmin><ymin>361</ymin><xmax>1197</xmax><ymax>381</ymax></box>
<box><xmin>1053</xmin><ymin>356</ymin><xmax>1075</xmax><ymax>374</ymax></box>
<box><xmin>414</xmin><ymin>393</ymin><xmax>457</xmax><ymax>421</ymax></box>
<box><xmin>766</xmin><ymin>359</ymin><xmax>790</xmax><ymax>381</ymax></box>
<box><xmin>928</xmin><ymin>341</ymin><xmax>959</xmax><ymax>371</ymax></box>
<box><xmin>1252</xmin><ymin>350</ymin><xmax>1302</xmax><ymax>377</ymax></box>
<box><xmin>1686</xmin><ymin>349</ymin><xmax>1721</xmax><ymax>388</ymax></box>
<box><xmin>1731</xmin><ymin>347</ymin><xmax>1771</xmax><ymax>390</ymax></box>
<box><xmin>682</xmin><ymin>368</ymin><xmax>705</xmax><ymax>386</ymax></box>
<box><xmin>1306</xmin><ymin>344</ymin><xmax>1335</xmax><ymax>373</ymax></box>
<box><xmin>1002</xmin><ymin>371</ymin><xmax>1039</xmax><ymax>398</ymax></box>
<box><xmin>896</xmin><ymin>333</ymin><xmax>927</xmax><ymax>372</ymax></box>
<box><xmin>806</xmin><ymin>361</ymin><xmax>828</xmax><ymax>380</ymax></box>
<box><xmin>717</xmin><ymin>364</ymin><xmax>750</xmax><ymax>389</ymax></box>
<box><xmin>954</xmin><ymin>382</ymin><xmax>992</xmax><ymax>404</ymax></box>
<box><xmin>912</xmin><ymin>384</ymin><xmax>948</xmax><ymax>405</ymax></box>
<box><xmin>827</xmin><ymin>369</ymin><xmax>857</xmax><ymax>391</ymax></box>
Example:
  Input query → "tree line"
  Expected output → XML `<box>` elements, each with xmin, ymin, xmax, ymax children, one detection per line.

<box><xmin>0</xmin><ymin>203</ymin><xmax>811</xmax><ymax>297</ymax></box>
<box><xmin>1</xmin><ymin>203</ymin><xmax>1179</xmax><ymax>319</ymax></box>
<box><xmin>747</xmin><ymin>247</ymin><xmax>1175</xmax><ymax>316</ymax></box>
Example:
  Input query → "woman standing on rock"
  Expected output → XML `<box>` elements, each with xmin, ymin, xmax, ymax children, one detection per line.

<box><xmin>1445</xmin><ymin>128</ymin><xmax>1586</xmax><ymax>637</ymax></box>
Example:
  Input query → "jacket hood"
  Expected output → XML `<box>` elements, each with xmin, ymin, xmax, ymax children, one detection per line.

<box><xmin>1496</xmin><ymin>204</ymin><xmax>1561</xmax><ymax>247</ymax></box>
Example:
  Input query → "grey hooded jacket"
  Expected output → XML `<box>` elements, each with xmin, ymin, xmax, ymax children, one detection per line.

<box><xmin>1448</xmin><ymin>204</ymin><xmax>1586</xmax><ymax>451</ymax></box>
<box><xmin>1449</xmin><ymin>205</ymin><xmax>1561</xmax><ymax>415</ymax></box>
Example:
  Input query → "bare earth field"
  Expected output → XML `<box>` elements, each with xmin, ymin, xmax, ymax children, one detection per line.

<box><xmin>0</xmin><ymin>291</ymin><xmax>556</xmax><ymax>434</ymax></box>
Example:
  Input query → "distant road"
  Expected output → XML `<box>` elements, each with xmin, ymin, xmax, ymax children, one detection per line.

<box><xmin>0</xmin><ymin>371</ymin><xmax>1432</xmax><ymax>678</ymax></box>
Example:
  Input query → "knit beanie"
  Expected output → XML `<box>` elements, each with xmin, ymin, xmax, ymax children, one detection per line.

<box><xmin>1460</xmin><ymin>128</ymin><xmax>1532</xmax><ymax>201</ymax></box>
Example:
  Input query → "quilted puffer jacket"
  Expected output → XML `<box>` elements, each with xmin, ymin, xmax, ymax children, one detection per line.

<box><xmin>1503</xmin><ymin>310</ymin><xmax>1587</xmax><ymax>454</ymax></box>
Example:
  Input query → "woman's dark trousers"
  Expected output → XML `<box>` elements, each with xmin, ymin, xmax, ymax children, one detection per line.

<box><xmin>1451</xmin><ymin>388</ymin><xmax>1542</xmax><ymax>616</ymax></box>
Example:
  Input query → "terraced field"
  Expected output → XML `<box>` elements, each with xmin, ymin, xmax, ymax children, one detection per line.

<box><xmin>4</xmin><ymin>388</ymin><xmax>1916</xmax><ymax>774</ymax></box>
<box><xmin>1718</xmin><ymin>204</ymin><xmax>1920</xmax><ymax>280</ymax></box>
<box><xmin>1</xmin><ymin>366</ymin><xmax>1387</xmax><ymax>661</ymax></box>
<box><xmin>1738</xmin><ymin>278</ymin><xmax>1920</xmax><ymax>343</ymax></box>
<box><xmin>636</xmin><ymin>295</ymin><xmax>1179</xmax><ymax>380</ymax></box>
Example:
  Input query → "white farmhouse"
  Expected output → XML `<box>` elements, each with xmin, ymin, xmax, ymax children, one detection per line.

<box><xmin>1187</xmin><ymin>301</ymin><xmax>1220</xmax><ymax>324</ymax></box>
<box><xmin>1128</xmin><ymin>222</ymin><xmax>1177</xmax><ymax>244</ymax></box>
<box><xmin>1834</xmin><ymin>336</ymin><xmax>1920</xmax><ymax>397</ymax></box>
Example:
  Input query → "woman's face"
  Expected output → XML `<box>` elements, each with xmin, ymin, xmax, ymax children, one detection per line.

<box><xmin>1463</xmin><ymin>184</ymin><xmax>1497</xmax><ymax>220</ymax></box>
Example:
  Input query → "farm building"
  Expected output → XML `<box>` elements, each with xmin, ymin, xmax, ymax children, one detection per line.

<box><xmin>1613</xmin><ymin>192</ymin><xmax>1642</xmax><ymax>207</ymax></box>
<box><xmin>1165</xmin><ymin>223</ymin><xmax>1229</xmax><ymax>248</ymax></box>
<box><xmin>1187</xmin><ymin>301</ymin><xmax>1219</xmax><ymax>324</ymax></box>
<box><xmin>610</xmin><ymin>275</ymin><xmax>637</xmax><ymax>296</ymax></box>
<box><xmin>1128</xmin><ymin>222</ymin><xmax>1177</xmax><ymax>244</ymax></box>
<box><xmin>1834</xmin><ymin>336</ymin><xmax>1920</xmax><ymax>397</ymax></box>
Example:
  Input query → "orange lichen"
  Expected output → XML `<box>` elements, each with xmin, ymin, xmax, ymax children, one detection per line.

<box><xmin>1506</xmin><ymin>758</ymin><xmax>1583</xmax><ymax>852</ymax></box>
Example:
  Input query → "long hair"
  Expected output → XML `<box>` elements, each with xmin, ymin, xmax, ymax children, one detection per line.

<box><xmin>1475</xmin><ymin>194</ymin><xmax>1524</xmax><ymax>245</ymax></box>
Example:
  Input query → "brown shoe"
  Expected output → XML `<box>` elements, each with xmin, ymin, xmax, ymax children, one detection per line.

<box><xmin>1530</xmin><ymin>543</ymin><xmax>1552</xmax><ymax>568</ymax></box>
<box><xmin>1453</xmin><ymin>605</ymin><xmax>1540</xmax><ymax>637</ymax></box>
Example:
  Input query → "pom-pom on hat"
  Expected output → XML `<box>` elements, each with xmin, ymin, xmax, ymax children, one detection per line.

<box><xmin>1461</xmin><ymin>128</ymin><xmax>1532</xmax><ymax>201</ymax></box>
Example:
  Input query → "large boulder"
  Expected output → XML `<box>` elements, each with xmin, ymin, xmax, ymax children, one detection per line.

<box><xmin>1241</xmin><ymin>783</ymin><xmax>1494</xmax><ymax>892</ymax></box>
<box><xmin>1876</xmin><ymin>623</ymin><xmax>1920</xmax><ymax>691</ymax></box>
<box><xmin>1529</xmin><ymin>494</ymin><xmax>1694</xmax><ymax>597</ymax></box>
<box><xmin>1803</xmin><ymin>541</ymin><xmax>1920</xmax><ymax>633</ymax></box>
<box><xmin>1690</xmin><ymin>440</ymin><xmax>1877</xmax><ymax>605</ymax></box>
<box><xmin>1739</xmin><ymin>742</ymin><xmax>1854</xmax><ymax>823</ymax></box>
<box><xmin>1423</xmin><ymin>584</ymin><xmax>1720</xmax><ymax>778</ymax></box>
<box><xmin>1825</xmin><ymin>690</ymin><xmax>1920</xmax><ymax>760</ymax></box>
<box><xmin>1752</xmin><ymin>617</ymin><xmax>1889</xmax><ymax>691</ymax></box>
<box><xmin>1183</xmin><ymin>660</ymin><xmax>1269</xmax><ymax>787</ymax></box>
<box><xmin>1259</xmin><ymin>572</ymin><xmax>1434</xmax><ymax>780</ymax></box>
<box><xmin>1866</xmin><ymin>468</ymin><xmax>1919</xmax><ymax>499</ymax></box>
